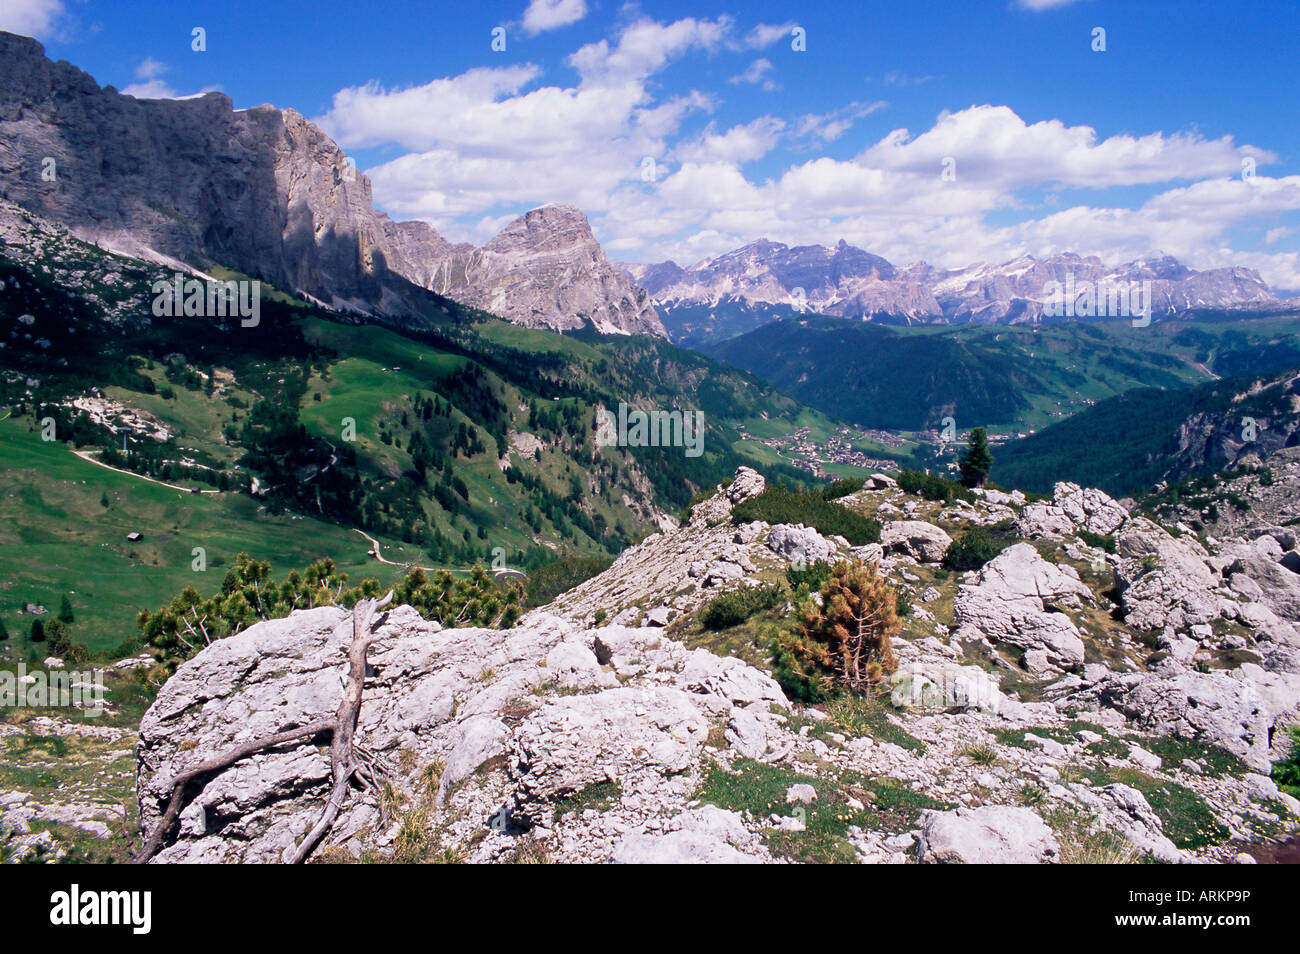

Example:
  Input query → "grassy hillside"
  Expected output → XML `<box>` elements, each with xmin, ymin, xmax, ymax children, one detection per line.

<box><xmin>0</xmin><ymin>414</ymin><xmax>409</xmax><ymax>653</ymax></box>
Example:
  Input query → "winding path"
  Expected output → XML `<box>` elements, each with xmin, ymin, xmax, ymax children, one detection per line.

<box><xmin>352</xmin><ymin>528</ymin><xmax>438</xmax><ymax>572</ymax></box>
<box><xmin>72</xmin><ymin>449</ymin><xmax>222</xmax><ymax>494</ymax></box>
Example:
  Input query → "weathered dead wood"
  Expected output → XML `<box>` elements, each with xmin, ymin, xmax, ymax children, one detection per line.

<box><xmin>135</xmin><ymin>592</ymin><xmax>393</xmax><ymax>864</ymax></box>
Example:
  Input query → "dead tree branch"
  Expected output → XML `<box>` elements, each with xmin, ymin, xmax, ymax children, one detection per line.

<box><xmin>135</xmin><ymin>592</ymin><xmax>393</xmax><ymax>864</ymax></box>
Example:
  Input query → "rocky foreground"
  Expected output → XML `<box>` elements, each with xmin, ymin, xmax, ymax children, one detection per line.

<box><xmin>112</xmin><ymin>467</ymin><xmax>1300</xmax><ymax>864</ymax></box>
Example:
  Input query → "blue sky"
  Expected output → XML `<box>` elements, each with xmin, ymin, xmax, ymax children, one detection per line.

<box><xmin>8</xmin><ymin>0</ymin><xmax>1300</xmax><ymax>289</ymax></box>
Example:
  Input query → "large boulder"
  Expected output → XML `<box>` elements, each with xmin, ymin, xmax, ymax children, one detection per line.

<box><xmin>135</xmin><ymin>599</ymin><xmax>788</xmax><ymax>863</ymax></box>
<box><xmin>137</xmin><ymin>605</ymin><xmax>442</xmax><ymax>863</ymax></box>
<box><xmin>1019</xmin><ymin>482</ymin><xmax>1129</xmax><ymax>539</ymax></box>
<box><xmin>952</xmin><ymin>543</ymin><xmax>1092</xmax><ymax>674</ymax></box>
<box><xmin>766</xmin><ymin>523</ymin><xmax>842</xmax><ymax>567</ymax></box>
<box><xmin>915</xmin><ymin>805</ymin><xmax>1060</xmax><ymax>864</ymax></box>
<box><xmin>1114</xmin><ymin>518</ymin><xmax>1223</xmax><ymax>631</ymax></box>
<box><xmin>880</xmin><ymin>520</ymin><xmax>953</xmax><ymax>564</ymax></box>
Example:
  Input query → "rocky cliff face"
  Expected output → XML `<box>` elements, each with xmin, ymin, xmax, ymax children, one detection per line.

<box><xmin>129</xmin><ymin>468</ymin><xmax>1300</xmax><ymax>864</ymax></box>
<box><xmin>0</xmin><ymin>33</ymin><xmax>664</xmax><ymax>335</ymax></box>
<box><xmin>628</xmin><ymin>240</ymin><xmax>1292</xmax><ymax>337</ymax></box>
<box><xmin>1163</xmin><ymin>371</ymin><xmax>1300</xmax><ymax>478</ymax></box>
<box><xmin>0</xmin><ymin>32</ymin><xmax>418</xmax><ymax>314</ymax></box>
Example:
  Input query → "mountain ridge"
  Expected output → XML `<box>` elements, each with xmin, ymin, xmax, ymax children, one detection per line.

<box><xmin>0</xmin><ymin>32</ymin><xmax>662</xmax><ymax>337</ymax></box>
<box><xmin>626</xmin><ymin>239</ymin><xmax>1296</xmax><ymax>344</ymax></box>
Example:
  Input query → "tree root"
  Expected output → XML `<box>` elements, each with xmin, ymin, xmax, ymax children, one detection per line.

<box><xmin>135</xmin><ymin>593</ymin><xmax>393</xmax><ymax>864</ymax></box>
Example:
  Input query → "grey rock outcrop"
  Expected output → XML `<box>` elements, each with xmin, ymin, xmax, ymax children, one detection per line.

<box><xmin>1219</xmin><ymin>536</ymin><xmax>1300</xmax><ymax>623</ymax></box>
<box><xmin>119</xmin><ymin>464</ymin><xmax>1300</xmax><ymax>865</ymax></box>
<box><xmin>508</xmin><ymin>687</ymin><xmax>707</xmax><ymax>825</ymax></box>
<box><xmin>135</xmin><ymin>587</ymin><xmax>790</xmax><ymax>862</ymax></box>
<box><xmin>539</xmin><ymin>468</ymin><xmax>788</xmax><ymax>625</ymax></box>
<box><xmin>915</xmin><ymin>805</ymin><xmax>1060</xmax><ymax>864</ymax></box>
<box><xmin>766</xmin><ymin>523</ymin><xmax>843</xmax><ymax>566</ymax></box>
<box><xmin>1114</xmin><ymin>517</ymin><xmax>1223</xmax><ymax>631</ymax></box>
<box><xmin>1019</xmin><ymin>482</ymin><xmax>1129</xmax><ymax>539</ymax></box>
<box><xmin>1056</xmin><ymin>664</ymin><xmax>1300</xmax><ymax>772</ymax></box>
<box><xmin>880</xmin><ymin>520</ymin><xmax>953</xmax><ymax>564</ymax></box>
<box><xmin>953</xmin><ymin>543</ymin><xmax>1092</xmax><ymax>674</ymax></box>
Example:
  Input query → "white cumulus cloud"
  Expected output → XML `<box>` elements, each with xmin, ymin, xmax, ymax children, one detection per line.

<box><xmin>0</xmin><ymin>0</ymin><xmax>64</xmax><ymax>38</ymax></box>
<box><xmin>312</xmin><ymin>15</ymin><xmax>1300</xmax><ymax>288</ymax></box>
<box><xmin>521</xmin><ymin>0</ymin><xmax>587</xmax><ymax>35</ymax></box>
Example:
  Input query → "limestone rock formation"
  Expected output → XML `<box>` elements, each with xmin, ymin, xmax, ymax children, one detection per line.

<box><xmin>915</xmin><ymin>805</ymin><xmax>1061</xmax><ymax>864</ymax></box>
<box><xmin>540</xmin><ymin>467</ymin><xmax>845</xmax><ymax>626</ymax></box>
<box><xmin>1018</xmin><ymin>482</ymin><xmax>1130</xmax><ymax>539</ymax></box>
<box><xmin>766</xmin><ymin>523</ymin><xmax>843</xmax><ymax>566</ymax></box>
<box><xmin>1058</xmin><ymin>663</ymin><xmax>1300</xmax><ymax>772</ymax></box>
<box><xmin>953</xmin><ymin>543</ymin><xmax>1092</xmax><ymax>674</ymax></box>
<box><xmin>120</xmin><ymin>468</ymin><xmax>1300</xmax><ymax>865</ymax></box>
<box><xmin>1113</xmin><ymin>517</ymin><xmax>1224</xmax><ymax>631</ymax></box>
<box><xmin>422</xmin><ymin>205</ymin><xmax>665</xmax><ymax>336</ymax></box>
<box><xmin>136</xmin><ymin>600</ymin><xmax>791</xmax><ymax>863</ymax></box>
<box><xmin>880</xmin><ymin>520</ymin><xmax>953</xmax><ymax>563</ymax></box>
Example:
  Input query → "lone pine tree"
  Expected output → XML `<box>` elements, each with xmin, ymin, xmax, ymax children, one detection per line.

<box><xmin>960</xmin><ymin>426</ymin><xmax>994</xmax><ymax>488</ymax></box>
<box><xmin>794</xmin><ymin>559</ymin><xmax>900</xmax><ymax>693</ymax></box>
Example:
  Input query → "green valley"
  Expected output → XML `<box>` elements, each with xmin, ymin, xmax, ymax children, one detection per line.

<box><xmin>704</xmin><ymin>313</ymin><xmax>1300</xmax><ymax>435</ymax></box>
<box><xmin>0</xmin><ymin>247</ymin><xmax>889</xmax><ymax>659</ymax></box>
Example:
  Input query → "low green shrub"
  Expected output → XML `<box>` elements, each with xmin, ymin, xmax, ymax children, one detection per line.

<box><xmin>895</xmin><ymin>588</ymin><xmax>913</xmax><ymax>617</ymax></box>
<box><xmin>943</xmin><ymin>521</ymin><xmax>1019</xmax><ymax>572</ymax></box>
<box><xmin>897</xmin><ymin>469</ymin><xmax>975</xmax><ymax>504</ymax></box>
<box><xmin>786</xmin><ymin>560</ymin><xmax>833</xmax><ymax>596</ymax></box>
<box><xmin>1274</xmin><ymin>725</ymin><xmax>1300</xmax><ymax>798</ymax></box>
<box><xmin>732</xmin><ymin>484</ymin><xmax>881</xmax><ymax>545</ymax></box>
<box><xmin>818</xmin><ymin>477</ymin><xmax>865</xmax><ymax>501</ymax></box>
<box><xmin>770</xmin><ymin>639</ymin><xmax>830</xmax><ymax>704</ymax></box>
<box><xmin>524</xmin><ymin>554</ymin><xmax>612</xmax><ymax>607</ymax></box>
<box><xmin>700</xmin><ymin>584</ymin><xmax>785</xmax><ymax>630</ymax></box>
<box><xmin>1078</xmin><ymin>529</ymin><xmax>1117</xmax><ymax>553</ymax></box>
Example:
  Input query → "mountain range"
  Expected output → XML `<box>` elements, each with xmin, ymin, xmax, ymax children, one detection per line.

<box><xmin>5</xmin><ymin>31</ymin><xmax>1295</xmax><ymax>352</ymax></box>
<box><xmin>626</xmin><ymin>240</ymin><xmax>1295</xmax><ymax>347</ymax></box>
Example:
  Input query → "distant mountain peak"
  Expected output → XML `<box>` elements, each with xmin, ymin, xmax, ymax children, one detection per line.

<box><xmin>418</xmin><ymin>205</ymin><xmax>665</xmax><ymax>336</ymax></box>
